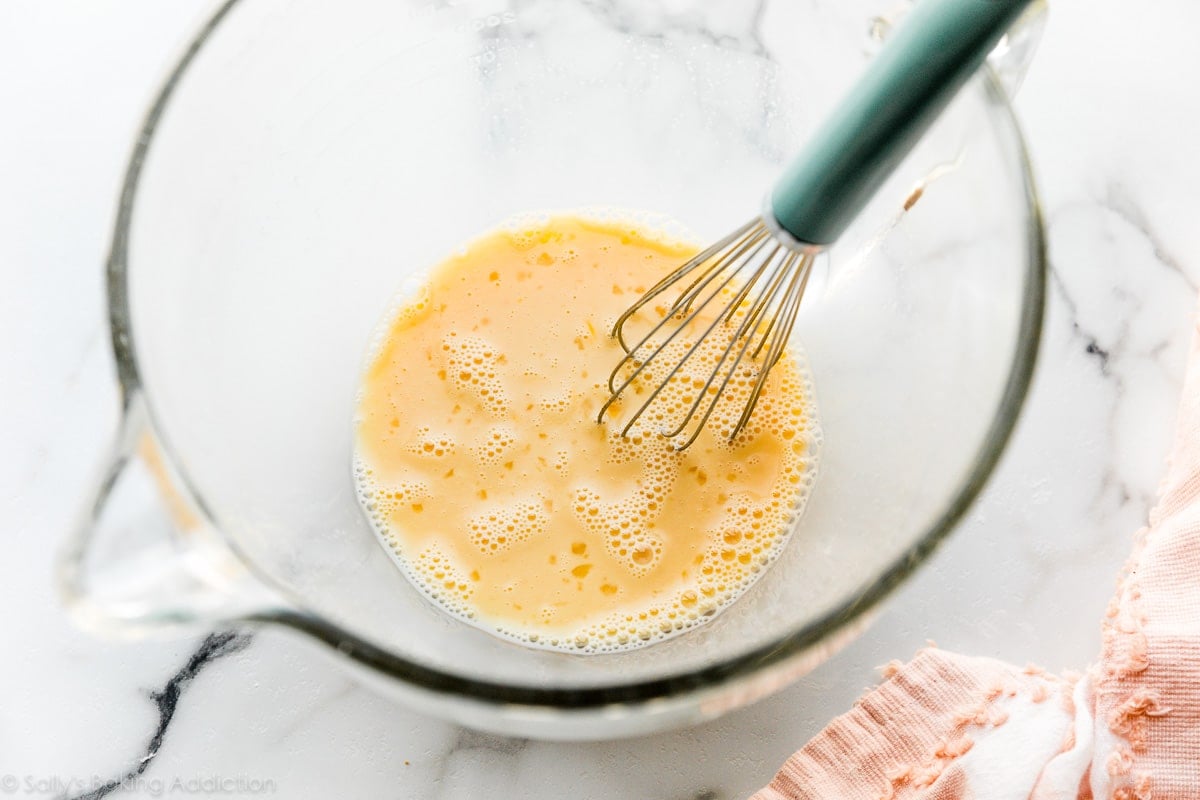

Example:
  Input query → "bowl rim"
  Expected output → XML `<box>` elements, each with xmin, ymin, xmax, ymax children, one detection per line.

<box><xmin>102</xmin><ymin>0</ymin><xmax>1046</xmax><ymax>711</ymax></box>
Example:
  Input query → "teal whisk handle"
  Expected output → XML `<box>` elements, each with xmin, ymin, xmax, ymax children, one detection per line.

<box><xmin>769</xmin><ymin>0</ymin><xmax>1034</xmax><ymax>247</ymax></box>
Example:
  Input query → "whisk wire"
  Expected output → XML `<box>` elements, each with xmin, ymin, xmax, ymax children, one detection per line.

<box><xmin>601</xmin><ymin>232</ymin><xmax>771</xmax><ymax>409</ymax></box>
<box><xmin>604</xmin><ymin>247</ymin><xmax>740</xmax><ymax>399</ymax></box>
<box><xmin>751</xmin><ymin>252</ymin><xmax>810</xmax><ymax>362</ymax></box>
<box><xmin>659</xmin><ymin>245</ymin><xmax>787</xmax><ymax>439</ymax></box>
<box><xmin>602</xmin><ymin>216</ymin><xmax>817</xmax><ymax>448</ymax></box>
<box><xmin>601</xmin><ymin>245</ymin><xmax>768</xmax><ymax>438</ymax></box>
<box><xmin>667</xmin><ymin>224</ymin><xmax>769</xmax><ymax>318</ymax></box>
<box><xmin>730</xmin><ymin>252</ymin><xmax>814</xmax><ymax>437</ymax></box>
<box><xmin>612</xmin><ymin>219</ymin><xmax>760</xmax><ymax>353</ymax></box>
<box><xmin>727</xmin><ymin>247</ymin><xmax>794</xmax><ymax>342</ymax></box>
<box><xmin>662</xmin><ymin>247</ymin><xmax>800</xmax><ymax>448</ymax></box>
<box><xmin>714</xmin><ymin>239</ymin><xmax>780</xmax><ymax>327</ymax></box>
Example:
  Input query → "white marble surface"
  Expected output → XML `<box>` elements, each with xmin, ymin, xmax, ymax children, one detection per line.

<box><xmin>3</xmin><ymin>0</ymin><xmax>1199</xmax><ymax>797</ymax></box>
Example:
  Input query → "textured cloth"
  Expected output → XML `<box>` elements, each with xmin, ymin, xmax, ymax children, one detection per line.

<box><xmin>752</xmin><ymin>305</ymin><xmax>1200</xmax><ymax>799</ymax></box>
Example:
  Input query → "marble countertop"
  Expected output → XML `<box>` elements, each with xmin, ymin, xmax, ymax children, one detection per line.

<box><xmin>4</xmin><ymin>0</ymin><xmax>1199</xmax><ymax>797</ymax></box>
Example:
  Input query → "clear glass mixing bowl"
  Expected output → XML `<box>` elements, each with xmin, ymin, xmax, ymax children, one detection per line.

<box><xmin>61</xmin><ymin>0</ymin><xmax>1046</xmax><ymax>739</ymax></box>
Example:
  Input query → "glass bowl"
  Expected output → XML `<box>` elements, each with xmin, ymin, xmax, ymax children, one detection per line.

<box><xmin>61</xmin><ymin>0</ymin><xmax>1045</xmax><ymax>739</ymax></box>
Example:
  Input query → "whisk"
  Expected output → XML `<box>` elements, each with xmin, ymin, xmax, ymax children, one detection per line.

<box><xmin>600</xmin><ymin>0</ymin><xmax>1036</xmax><ymax>449</ymax></box>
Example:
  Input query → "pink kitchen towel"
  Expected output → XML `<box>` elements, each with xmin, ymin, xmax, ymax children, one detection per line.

<box><xmin>752</xmin><ymin>302</ymin><xmax>1200</xmax><ymax>799</ymax></box>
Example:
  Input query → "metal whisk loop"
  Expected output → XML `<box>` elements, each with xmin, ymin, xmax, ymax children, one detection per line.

<box><xmin>730</xmin><ymin>250</ymin><xmax>813</xmax><ymax>440</ymax></box>
<box><xmin>597</xmin><ymin>227</ymin><xmax>772</xmax><ymax>436</ymax></box>
<box><xmin>600</xmin><ymin>216</ymin><xmax>816</xmax><ymax>449</ymax></box>
<box><xmin>612</xmin><ymin>219</ymin><xmax>764</xmax><ymax>354</ymax></box>
<box><xmin>661</xmin><ymin>247</ymin><xmax>802</xmax><ymax>448</ymax></box>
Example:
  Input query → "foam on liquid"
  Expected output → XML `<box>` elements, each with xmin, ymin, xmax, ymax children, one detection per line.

<box><xmin>353</xmin><ymin>213</ymin><xmax>820</xmax><ymax>653</ymax></box>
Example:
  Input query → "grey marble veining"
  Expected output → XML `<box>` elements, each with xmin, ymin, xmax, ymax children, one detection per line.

<box><xmin>58</xmin><ymin>634</ymin><xmax>252</xmax><ymax>800</ymax></box>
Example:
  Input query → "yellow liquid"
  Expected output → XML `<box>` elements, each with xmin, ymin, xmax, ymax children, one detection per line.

<box><xmin>354</xmin><ymin>214</ymin><xmax>819</xmax><ymax>652</ymax></box>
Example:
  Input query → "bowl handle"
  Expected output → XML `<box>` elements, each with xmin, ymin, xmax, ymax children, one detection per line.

<box><xmin>57</xmin><ymin>392</ymin><xmax>285</xmax><ymax>637</ymax></box>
